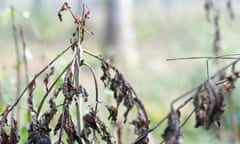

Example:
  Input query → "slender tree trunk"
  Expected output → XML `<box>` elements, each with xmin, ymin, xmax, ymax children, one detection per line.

<box><xmin>105</xmin><ymin>0</ymin><xmax>138</xmax><ymax>67</ymax></box>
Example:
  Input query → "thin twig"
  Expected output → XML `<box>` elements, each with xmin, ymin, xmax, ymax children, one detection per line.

<box><xmin>167</xmin><ymin>55</ymin><xmax>239</xmax><ymax>61</ymax></box>
<box><xmin>169</xmin><ymin>57</ymin><xmax>240</xmax><ymax>107</ymax></box>
<box><xmin>83</xmin><ymin>62</ymin><xmax>99</xmax><ymax>111</ymax></box>
<box><xmin>0</xmin><ymin>42</ymin><xmax>74</xmax><ymax>119</ymax></box>
<box><xmin>36</xmin><ymin>61</ymin><xmax>72</xmax><ymax>119</ymax></box>
<box><xmin>20</xmin><ymin>25</ymin><xmax>29</xmax><ymax>87</ymax></box>
<box><xmin>136</xmin><ymin>57</ymin><xmax>240</xmax><ymax>144</ymax></box>
<box><xmin>57</xmin><ymin>100</ymin><xmax>66</xmax><ymax>144</ymax></box>
<box><xmin>132</xmin><ymin>115</ymin><xmax>168</xmax><ymax>144</ymax></box>
<box><xmin>20</xmin><ymin>25</ymin><xmax>31</xmax><ymax>121</ymax></box>
<box><xmin>83</xmin><ymin>49</ymin><xmax>118</xmax><ymax>71</ymax></box>
<box><xmin>181</xmin><ymin>108</ymin><xmax>196</xmax><ymax>128</ymax></box>
<box><xmin>74</xmin><ymin>97</ymin><xmax>81</xmax><ymax>135</ymax></box>
<box><xmin>11</xmin><ymin>6</ymin><xmax>21</xmax><ymax>126</ymax></box>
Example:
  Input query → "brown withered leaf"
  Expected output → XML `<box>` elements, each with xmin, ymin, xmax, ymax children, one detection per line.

<box><xmin>57</xmin><ymin>2</ymin><xmax>71</xmax><ymax>22</ymax></box>
<box><xmin>62</xmin><ymin>70</ymin><xmax>75</xmax><ymax>100</ymax></box>
<box><xmin>27</xmin><ymin>131</ymin><xmax>51</xmax><ymax>144</ymax></box>
<box><xmin>0</xmin><ymin>115</ymin><xmax>20</xmax><ymax>144</ymax></box>
<box><xmin>204</xmin><ymin>79</ymin><xmax>225</xmax><ymax>129</ymax></box>
<box><xmin>43</xmin><ymin>67</ymin><xmax>54</xmax><ymax>91</ymax></box>
<box><xmin>77</xmin><ymin>85</ymin><xmax>89</xmax><ymax>102</ymax></box>
<box><xmin>28</xmin><ymin>80</ymin><xmax>36</xmax><ymax>113</ymax></box>
<box><xmin>194</xmin><ymin>80</ymin><xmax>226</xmax><ymax>129</ymax></box>
<box><xmin>131</xmin><ymin>97</ymin><xmax>150</xmax><ymax>144</ymax></box>
<box><xmin>54</xmin><ymin>108</ymin><xmax>82</xmax><ymax>144</ymax></box>
<box><xmin>162</xmin><ymin>109</ymin><xmax>183</xmax><ymax>144</ymax></box>
<box><xmin>81</xmin><ymin>108</ymin><xmax>115</xmax><ymax>144</ymax></box>
<box><xmin>64</xmin><ymin>109</ymin><xmax>82</xmax><ymax>144</ymax></box>
<box><xmin>110</xmin><ymin>71</ymin><xmax>135</xmax><ymax>123</ymax></box>
<box><xmin>105</xmin><ymin>105</ymin><xmax>118</xmax><ymax>122</ymax></box>
<box><xmin>27</xmin><ymin>104</ymin><xmax>57</xmax><ymax>144</ymax></box>
<box><xmin>100</xmin><ymin>59</ymin><xmax>111</xmax><ymax>87</ymax></box>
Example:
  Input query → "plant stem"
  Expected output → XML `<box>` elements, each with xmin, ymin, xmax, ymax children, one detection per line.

<box><xmin>83</xmin><ymin>62</ymin><xmax>99</xmax><ymax>111</ymax></box>
<box><xmin>36</xmin><ymin>61</ymin><xmax>72</xmax><ymax>119</ymax></box>
<box><xmin>11</xmin><ymin>6</ymin><xmax>21</xmax><ymax>126</ymax></box>
<box><xmin>20</xmin><ymin>25</ymin><xmax>31</xmax><ymax>121</ymax></box>
<box><xmin>228</xmin><ymin>92</ymin><xmax>239</xmax><ymax>144</ymax></box>
<box><xmin>58</xmin><ymin>101</ymin><xmax>66</xmax><ymax>144</ymax></box>
<box><xmin>74</xmin><ymin>97</ymin><xmax>81</xmax><ymax>134</ymax></box>
<box><xmin>0</xmin><ymin>43</ymin><xmax>74</xmax><ymax>119</ymax></box>
<box><xmin>167</xmin><ymin>55</ymin><xmax>239</xmax><ymax>61</ymax></box>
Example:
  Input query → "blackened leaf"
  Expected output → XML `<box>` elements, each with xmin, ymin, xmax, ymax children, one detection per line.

<box><xmin>82</xmin><ymin>109</ymin><xmax>116</xmax><ymax>144</ymax></box>
<box><xmin>43</xmin><ymin>67</ymin><xmax>55</xmax><ymax>91</ymax></box>
<box><xmin>28</xmin><ymin>80</ymin><xmax>36</xmax><ymax>112</ymax></box>
<box><xmin>100</xmin><ymin>60</ymin><xmax>111</xmax><ymax>87</ymax></box>
<box><xmin>62</xmin><ymin>70</ymin><xmax>75</xmax><ymax>100</ymax></box>
<box><xmin>64</xmin><ymin>109</ymin><xmax>82</xmax><ymax>144</ymax></box>
<box><xmin>54</xmin><ymin>113</ymin><xmax>62</xmax><ymax>135</ymax></box>
<box><xmin>0</xmin><ymin>115</ymin><xmax>20</xmax><ymax>144</ymax></box>
<box><xmin>131</xmin><ymin>97</ymin><xmax>150</xmax><ymax>144</ymax></box>
<box><xmin>27</xmin><ymin>131</ymin><xmax>51</xmax><ymax>144</ymax></box>
<box><xmin>162</xmin><ymin>109</ymin><xmax>183</xmax><ymax>144</ymax></box>
<box><xmin>105</xmin><ymin>105</ymin><xmax>118</xmax><ymax>122</ymax></box>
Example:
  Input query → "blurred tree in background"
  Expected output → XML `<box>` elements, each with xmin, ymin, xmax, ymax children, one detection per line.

<box><xmin>105</xmin><ymin>0</ymin><xmax>138</xmax><ymax>67</ymax></box>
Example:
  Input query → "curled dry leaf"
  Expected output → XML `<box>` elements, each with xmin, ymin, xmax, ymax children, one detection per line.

<box><xmin>57</xmin><ymin>2</ymin><xmax>71</xmax><ymax>22</ymax></box>
<box><xmin>43</xmin><ymin>67</ymin><xmax>55</xmax><ymax>91</ymax></box>
<box><xmin>27</xmin><ymin>101</ymin><xmax>57</xmax><ymax>144</ymax></box>
<box><xmin>131</xmin><ymin>97</ymin><xmax>150</xmax><ymax>144</ymax></box>
<box><xmin>62</xmin><ymin>70</ymin><xmax>75</xmax><ymax>100</ymax></box>
<box><xmin>28</xmin><ymin>80</ymin><xmax>36</xmax><ymax>113</ymax></box>
<box><xmin>105</xmin><ymin>105</ymin><xmax>118</xmax><ymax>122</ymax></box>
<box><xmin>162</xmin><ymin>109</ymin><xmax>183</xmax><ymax>144</ymax></box>
<box><xmin>49</xmin><ymin>87</ymin><xmax>62</xmax><ymax>109</ymax></box>
<box><xmin>110</xmin><ymin>71</ymin><xmax>135</xmax><ymax>123</ymax></box>
<box><xmin>100</xmin><ymin>59</ymin><xmax>111</xmax><ymax>87</ymax></box>
<box><xmin>54</xmin><ymin>107</ymin><xmax>82</xmax><ymax>144</ymax></box>
<box><xmin>27</xmin><ymin>131</ymin><xmax>51</xmax><ymax>144</ymax></box>
<box><xmin>100</xmin><ymin>59</ymin><xmax>136</xmax><ymax>123</ymax></box>
<box><xmin>194</xmin><ymin>80</ymin><xmax>226</xmax><ymax>129</ymax></box>
<box><xmin>62</xmin><ymin>69</ymin><xmax>89</xmax><ymax>102</ymax></box>
<box><xmin>205</xmin><ymin>79</ymin><xmax>225</xmax><ymax>129</ymax></box>
<box><xmin>77</xmin><ymin>85</ymin><xmax>89</xmax><ymax>102</ymax></box>
<box><xmin>81</xmin><ymin>108</ymin><xmax>116</xmax><ymax>144</ymax></box>
<box><xmin>0</xmin><ymin>115</ymin><xmax>20</xmax><ymax>144</ymax></box>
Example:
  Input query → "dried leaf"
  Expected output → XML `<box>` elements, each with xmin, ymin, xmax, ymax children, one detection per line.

<box><xmin>43</xmin><ymin>67</ymin><xmax>55</xmax><ymax>91</ymax></box>
<box><xmin>28</xmin><ymin>80</ymin><xmax>36</xmax><ymax>113</ymax></box>
<box><xmin>54</xmin><ymin>108</ymin><xmax>82</xmax><ymax>144</ymax></box>
<box><xmin>162</xmin><ymin>109</ymin><xmax>183</xmax><ymax>144</ymax></box>
<box><xmin>131</xmin><ymin>97</ymin><xmax>150</xmax><ymax>144</ymax></box>
<box><xmin>81</xmin><ymin>109</ymin><xmax>116</xmax><ymax>144</ymax></box>
<box><xmin>0</xmin><ymin>115</ymin><xmax>20</xmax><ymax>144</ymax></box>
<box><xmin>105</xmin><ymin>105</ymin><xmax>118</xmax><ymax>122</ymax></box>
<box><xmin>62</xmin><ymin>70</ymin><xmax>75</xmax><ymax>100</ymax></box>
<box><xmin>100</xmin><ymin>60</ymin><xmax>111</xmax><ymax>87</ymax></box>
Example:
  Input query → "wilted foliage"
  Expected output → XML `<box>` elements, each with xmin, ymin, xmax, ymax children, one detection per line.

<box><xmin>0</xmin><ymin>1</ymin><xmax>240</xmax><ymax>144</ymax></box>
<box><xmin>0</xmin><ymin>114</ymin><xmax>20</xmax><ymax>144</ymax></box>
<box><xmin>162</xmin><ymin>109</ymin><xmax>182</xmax><ymax>144</ymax></box>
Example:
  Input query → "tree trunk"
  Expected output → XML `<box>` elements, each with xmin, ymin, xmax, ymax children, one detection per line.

<box><xmin>105</xmin><ymin>0</ymin><xmax>138</xmax><ymax>67</ymax></box>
